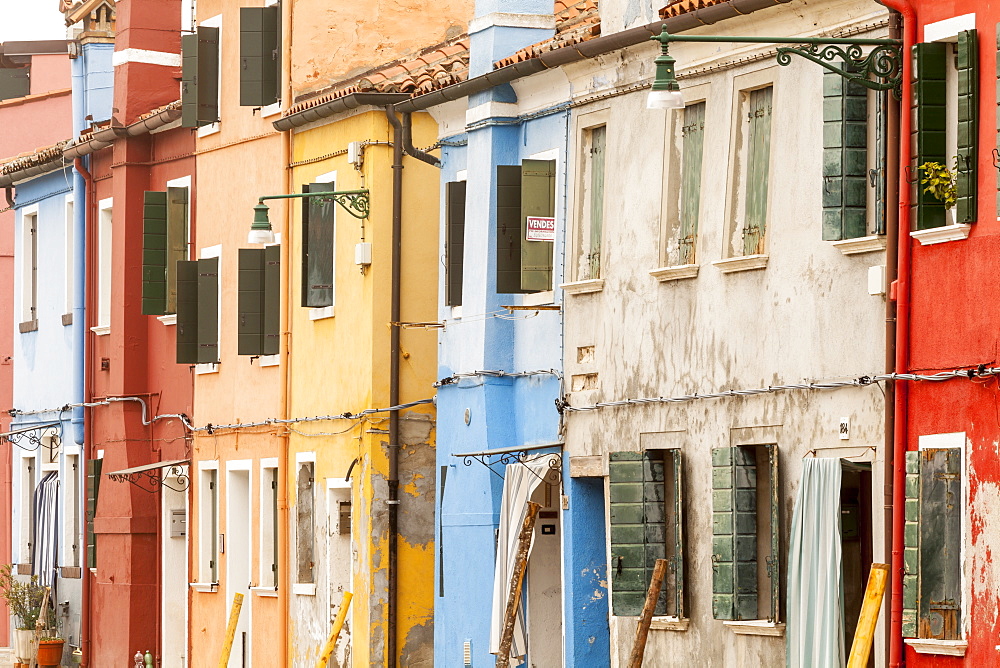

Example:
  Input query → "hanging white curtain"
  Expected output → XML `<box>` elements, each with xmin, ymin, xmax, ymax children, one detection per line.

<box><xmin>786</xmin><ymin>457</ymin><xmax>845</xmax><ymax>668</ymax></box>
<box><xmin>33</xmin><ymin>472</ymin><xmax>60</xmax><ymax>587</ymax></box>
<box><xmin>489</xmin><ymin>454</ymin><xmax>558</xmax><ymax>665</ymax></box>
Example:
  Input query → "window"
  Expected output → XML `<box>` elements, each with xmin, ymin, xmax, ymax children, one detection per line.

<box><xmin>238</xmin><ymin>244</ymin><xmax>281</xmax><ymax>355</ymax></box>
<box><xmin>95</xmin><ymin>198</ymin><xmax>113</xmax><ymax>332</ymax></box>
<box><xmin>912</xmin><ymin>30</ymin><xmax>978</xmax><ymax>230</ymax></box>
<box><xmin>575</xmin><ymin>125</ymin><xmax>606</xmax><ymax>280</ymax></box>
<box><xmin>662</xmin><ymin>102</ymin><xmax>706</xmax><ymax>266</ymax></box>
<box><xmin>444</xmin><ymin>180</ymin><xmax>466</xmax><ymax>307</ymax></box>
<box><xmin>19</xmin><ymin>453</ymin><xmax>35</xmax><ymax>565</ymax></box>
<box><xmin>199</xmin><ymin>465</ymin><xmax>219</xmax><ymax>582</ymax></box>
<box><xmin>85</xmin><ymin>457</ymin><xmax>102</xmax><ymax>568</ymax></box>
<box><xmin>62</xmin><ymin>454</ymin><xmax>80</xmax><ymax>568</ymax></box>
<box><xmin>260</xmin><ymin>461</ymin><xmax>279</xmax><ymax>588</ymax></box>
<box><xmin>0</xmin><ymin>65</ymin><xmax>30</xmax><ymax>102</ymax></box>
<box><xmin>20</xmin><ymin>208</ymin><xmax>37</xmax><ymax>330</ymax></box>
<box><xmin>296</xmin><ymin>459</ymin><xmax>315</xmax><ymax>585</ymax></box>
<box><xmin>181</xmin><ymin>22</ymin><xmax>220</xmax><ymax>128</ymax></box>
<box><xmin>711</xmin><ymin>444</ymin><xmax>779</xmax><ymax>622</ymax></box>
<box><xmin>64</xmin><ymin>196</ymin><xmax>74</xmax><ymax>319</ymax></box>
<box><xmin>239</xmin><ymin>5</ymin><xmax>280</xmax><ymax>107</ymax></box>
<box><xmin>902</xmin><ymin>447</ymin><xmax>963</xmax><ymax>640</ymax></box>
<box><xmin>142</xmin><ymin>185</ymin><xmax>190</xmax><ymax>315</ymax></box>
<box><xmin>609</xmin><ymin>450</ymin><xmax>686</xmax><ymax>618</ymax></box>
<box><xmin>301</xmin><ymin>180</ymin><xmax>335</xmax><ymax>309</ymax></box>
<box><xmin>176</xmin><ymin>247</ymin><xmax>221</xmax><ymax>365</ymax></box>
<box><xmin>727</xmin><ymin>86</ymin><xmax>773</xmax><ymax>258</ymax></box>
<box><xmin>496</xmin><ymin>158</ymin><xmax>556</xmax><ymax>293</ymax></box>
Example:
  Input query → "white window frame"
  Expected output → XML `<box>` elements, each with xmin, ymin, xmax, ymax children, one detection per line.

<box><xmin>525</xmin><ymin>148</ymin><xmax>559</xmax><ymax>300</ymax></box>
<box><xmin>308</xmin><ymin>170</ymin><xmax>337</xmax><ymax>321</ymax></box>
<box><xmin>62</xmin><ymin>447</ymin><xmax>81</xmax><ymax>568</ymax></box>
<box><xmin>18</xmin><ymin>449</ymin><xmax>36</xmax><ymax>564</ymax></box>
<box><xmin>568</xmin><ymin>107</ymin><xmax>610</xmax><ymax>287</ymax></box>
<box><xmin>258</xmin><ymin>458</ymin><xmax>279</xmax><ymax>591</ymax></box>
<box><xmin>64</xmin><ymin>195</ymin><xmax>75</xmax><ymax>318</ymax></box>
<box><xmin>92</xmin><ymin>197</ymin><xmax>113</xmax><ymax>334</ymax></box>
<box><xmin>19</xmin><ymin>204</ymin><xmax>39</xmax><ymax>326</ymax></box>
<box><xmin>197</xmin><ymin>13</ymin><xmax>223</xmax><ymax>137</ymax></box>
<box><xmin>326</xmin><ymin>477</ymin><xmax>354</xmax><ymax>622</ymax></box>
<box><xmin>194</xmin><ymin>244</ymin><xmax>222</xmax><ymax>374</ymax></box>
<box><xmin>195</xmin><ymin>460</ymin><xmax>220</xmax><ymax>587</ymax></box>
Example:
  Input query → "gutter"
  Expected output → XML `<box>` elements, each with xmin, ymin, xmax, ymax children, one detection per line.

<box><xmin>273</xmin><ymin>93</ymin><xmax>411</xmax><ymax>131</ymax></box>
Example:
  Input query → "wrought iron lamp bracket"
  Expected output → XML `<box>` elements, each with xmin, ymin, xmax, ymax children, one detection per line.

<box><xmin>259</xmin><ymin>189</ymin><xmax>371</xmax><ymax>220</ymax></box>
<box><xmin>107</xmin><ymin>465</ymin><xmax>191</xmax><ymax>493</ymax></box>
<box><xmin>459</xmin><ymin>450</ymin><xmax>563</xmax><ymax>484</ymax></box>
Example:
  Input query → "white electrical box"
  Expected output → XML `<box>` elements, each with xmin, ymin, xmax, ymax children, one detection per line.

<box><xmin>355</xmin><ymin>242</ymin><xmax>372</xmax><ymax>266</ymax></box>
<box><xmin>347</xmin><ymin>141</ymin><xmax>362</xmax><ymax>166</ymax></box>
<box><xmin>868</xmin><ymin>265</ymin><xmax>886</xmax><ymax>296</ymax></box>
<box><xmin>169</xmin><ymin>508</ymin><xmax>186</xmax><ymax>538</ymax></box>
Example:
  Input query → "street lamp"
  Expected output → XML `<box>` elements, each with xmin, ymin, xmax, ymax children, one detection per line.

<box><xmin>248</xmin><ymin>203</ymin><xmax>276</xmax><ymax>245</ymax></box>
<box><xmin>247</xmin><ymin>189</ymin><xmax>372</xmax><ymax>244</ymax></box>
<box><xmin>647</xmin><ymin>38</ymin><xmax>685</xmax><ymax>110</ymax></box>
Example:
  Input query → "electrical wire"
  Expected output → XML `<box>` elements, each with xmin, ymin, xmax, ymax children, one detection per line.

<box><xmin>435</xmin><ymin>369</ymin><xmax>562</xmax><ymax>388</ymax></box>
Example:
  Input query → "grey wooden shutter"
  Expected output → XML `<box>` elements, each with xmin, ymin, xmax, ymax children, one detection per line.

<box><xmin>764</xmin><ymin>444</ymin><xmax>780</xmax><ymax>621</ymax></box>
<box><xmin>496</xmin><ymin>165</ymin><xmax>523</xmax><ymax>294</ymax></box>
<box><xmin>181</xmin><ymin>26</ymin><xmax>219</xmax><ymax>128</ymax></box>
<box><xmin>643</xmin><ymin>451</ymin><xmax>669</xmax><ymax>616</ymax></box>
<box><xmin>141</xmin><ymin>191</ymin><xmax>168</xmax><ymax>315</ymax></box>
<box><xmin>744</xmin><ymin>87</ymin><xmax>773</xmax><ymax>255</ymax></box>
<box><xmin>238</xmin><ymin>248</ymin><xmax>265</xmax><ymax>355</ymax></box>
<box><xmin>712</xmin><ymin>446</ymin><xmax>758</xmax><ymax>620</ymax></box>
<box><xmin>85</xmin><ymin>458</ymin><xmax>102</xmax><ymax>569</ymax></box>
<box><xmin>166</xmin><ymin>186</ymin><xmax>189</xmax><ymax>313</ymax></box>
<box><xmin>445</xmin><ymin>181</ymin><xmax>466</xmax><ymax>307</ymax></box>
<box><xmin>587</xmin><ymin>126</ymin><xmax>606</xmax><ymax>278</ymax></box>
<box><xmin>520</xmin><ymin>159</ymin><xmax>556</xmax><ymax>291</ymax></box>
<box><xmin>679</xmin><ymin>104</ymin><xmax>705</xmax><ymax>264</ymax></box>
<box><xmin>956</xmin><ymin>29</ymin><xmax>978</xmax><ymax>224</ymax></box>
<box><xmin>874</xmin><ymin>90</ymin><xmax>889</xmax><ymax>235</ymax></box>
<box><xmin>822</xmin><ymin>65</ymin><xmax>868</xmax><ymax>241</ymax></box>
<box><xmin>264</xmin><ymin>244</ymin><xmax>281</xmax><ymax>355</ymax></box>
<box><xmin>197</xmin><ymin>257</ymin><xmax>219</xmax><ymax>364</ymax></box>
<box><xmin>297</xmin><ymin>462</ymin><xmax>315</xmax><ymax>583</ymax></box>
<box><xmin>670</xmin><ymin>450</ymin><xmax>686</xmax><ymax>619</ymax></box>
<box><xmin>609</xmin><ymin>452</ymin><xmax>646</xmax><ymax>615</ymax></box>
<box><xmin>301</xmin><ymin>183</ymin><xmax>335</xmax><ymax>307</ymax></box>
<box><xmin>902</xmin><ymin>451</ymin><xmax>920</xmax><ymax>638</ymax></box>
<box><xmin>176</xmin><ymin>260</ymin><xmax>200</xmax><ymax>364</ymax></box>
<box><xmin>912</xmin><ymin>42</ymin><xmax>948</xmax><ymax>230</ymax></box>
<box><xmin>0</xmin><ymin>67</ymin><xmax>30</xmax><ymax>102</ymax></box>
<box><xmin>918</xmin><ymin>449</ymin><xmax>962</xmax><ymax>640</ymax></box>
<box><xmin>240</xmin><ymin>6</ymin><xmax>280</xmax><ymax>107</ymax></box>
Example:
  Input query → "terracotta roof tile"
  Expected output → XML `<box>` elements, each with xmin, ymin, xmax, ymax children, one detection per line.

<box><xmin>659</xmin><ymin>0</ymin><xmax>730</xmax><ymax>19</ymax></box>
<box><xmin>493</xmin><ymin>0</ymin><xmax>600</xmax><ymax>69</ymax></box>
<box><xmin>1</xmin><ymin>141</ymin><xmax>68</xmax><ymax>175</ymax></box>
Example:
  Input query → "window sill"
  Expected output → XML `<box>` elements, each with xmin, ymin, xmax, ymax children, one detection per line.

<box><xmin>18</xmin><ymin>320</ymin><xmax>38</xmax><ymax>333</ymax></box>
<box><xmin>195</xmin><ymin>363</ymin><xmax>220</xmax><ymax>375</ymax></box>
<box><xmin>910</xmin><ymin>223</ymin><xmax>971</xmax><ymax>246</ymax></box>
<box><xmin>830</xmin><ymin>235</ymin><xmax>886</xmax><ymax>255</ymax></box>
<box><xmin>450</xmin><ymin>305</ymin><xmax>462</xmax><ymax>319</ymax></box>
<box><xmin>650</xmin><ymin>616</ymin><xmax>689</xmax><ymax>631</ymax></box>
<box><xmin>260</xmin><ymin>102</ymin><xmax>282</xmax><ymax>119</ymax></box>
<box><xmin>903</xmin><ymin>639</ymin><xmax>967</xmax><ymax>656</ymax></box>
<box><xmin>309</xmin><ymin>306</ymin><xmax>335</xmax><ymax>321</ymax></box>
<box><xmin>649</xmin><ymin>264</ymin><xmax>699</xmax><ymax>282</ymax></box>
<box><xmin>198</xmin><ymin>122</ymin><xmax>220</xmax><ymax>137</ymax></box>
<box><xmin>293</xmin><ymin>583</ymin><xmax>316</xmax><ymax>596</ymax></box>
<box><xmin>523</xmin><ymin>290</ymin><xmax>554</xmax><ymax>307</ymax></box>
<box><xmin>258</xmin><ymin>354</ymin><xmax>280</xmax><ymax>367</ymax></box>
<box><xmin>157</xmin><ymin>314</ymin><xmax>177</xmax><ymax>326</ymax></box>
<box><xmin>61</xmin><ymin>313</ymin><xmax>73</xmax><ymax>326</ymax></box>
<box><xmin>250</xmin><ymin>586</ymin><xmax>279</xmax><ymax>597</ymax></box>
<box><xmin>712</xmin><ymin>255</ymin><xmax>768</xmax><ymax>274</ymax></box>
<box><xmin>560</xmin><ymin>278</ymin><xmax>604</xmax><ymax>295</ymax></box>
<box><xmin>722</xmin><ymin>620</ymin><xmax>785</xmax><ymax>637</ymax></box>
<box><xmin>189</xmin><ymin>582</ymin><xmax>219</xmax><ymax>593</ymax></box>
<box><xmin>41</xmin><ymin>462</ymin><xmax>59</xmax><ymax>472</ymax></box>
<box><xmin>90</xmin><ymin>325</ymin><xmax>110</xmax><ymax>336</ymax></box>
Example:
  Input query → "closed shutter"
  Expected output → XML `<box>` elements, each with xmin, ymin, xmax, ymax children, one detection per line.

<box><xmin>496</xmin><ymin>165</ymin><xmax>523</xmax><ymax>294</ymax></box>
<box><xmin>902</xmin><ymin>451</ymin><xmax>920</xmax><ymax>638</ymax></box>
<box><xmin>822</xmin><ymin>65</ymin><xmax>868</xmax><ymax>241</ymax></box>
<box><xmin>609</xmin><ymin>452</ymin><xmax>646</xmax><ymax>616</ymax></box>
<box><xmin>176</xmin><ymin>260</ymin><xmax>200</xmax><ymax>364</ymax></box>
<box><xmin>141</xmin><ymin>191</ymin><xmax>168</xmax><ymax>315</ymax></box>
<box><xmin>445</xmin><ymin>181</ymin><xmax>466</xmax><ymax>307</ymax></box>
<box><xmin>956</xmin><ymin>29</ymin><xmax>978</xmax><ymax>224</ymax></box>
<box><xmin>264</xmin><ymin>244</ymin><xmax>281</xmax><ymax>355</ymax></box>
<box><xmin>239</xmin><ymin>6</ymin><xmax>280</xmax><ymax>107</ymax></box>
<box><xmin>166</xmin><ymin>187</ymin><xmax>189</xmax><ymax>313</ymax></box>
<box><xmin>679</xmin><ymin>104</ymin><xmax>705</xmax><ymax>263</ymax></box>
<box><xmin>744</xmin><ymin>87</ymin><xmax>772</xmax><ymax>255</ymax></box>
<box><xmin>181</xmin><ymin>26</ymin><xmax>220</xmax><ymax>128</ymax></box>
<box><xmin>912</xmin><ymin>42</ymin><xmax>948</xmax><ymax>230</ymax></box>
<box><xmin>669</xmin><ymin>450</ymin><xmax>686</xmax><ymax>619</ymax></box>
<box><xmin>197</xmin><ymin>257</ymin><xmax>219</xmax><ymax>364</ymax></box>
<box><xmin>587</xmin><ymin>126</ymin><xmax>607</xmax><ymax>277</ymax></box>
<box><xmin>85</xmin><ymin>458</ymin><xmax>102</xmax><ymax>569</ymax></box>
<box><xmin>302</xmin><ymin>183</ymin><xmax>335</xmax><ymax>307</ymax></box>
<box><xmin>918</xmin><ymin>448</ymin><xmax>962</xmax><ymax>640</ymax></box>
<box><xmin>712</xmin><ymin>446</ymin><xmax>758</xmax><ymax>620</ymax></box>
<box><xmin>764</xmin><ymin>444</ymin><xmax>780</xmax><ymax>621</ymax></box>
<box><xmin>520</xmin><ymin>159</ymin><xmax>556</xmax><ymax>292</ymax></box>
<box><xmin>0</xmin><ymin>67</ymin><xmax>30</xmax><ymax>102</ymax></box>
<box><xmin>874</xmin><ymin>90</ymin><xmax>889</xmax><ymax>235</ymax></box>
<box><xmin>238</xmin><ymin>248</ymin><xmax>265</xmax><ymax>355</ymax></box>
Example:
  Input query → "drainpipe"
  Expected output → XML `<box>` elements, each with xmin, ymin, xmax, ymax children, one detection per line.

<box><xmin>878</xmin><ymin>1</ymin><xmax>915</xmax><ymax>666</ymax></box>
<box><xmin>72</xmin><ymin>160</ymin><xmax>87</xmax><ymax>448</ymax></box>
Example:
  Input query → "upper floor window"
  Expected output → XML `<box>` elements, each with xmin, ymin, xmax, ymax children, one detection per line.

<box><xmin>176</xmin><ymin>246</ymin><xmax>220</xmax><ymax>365</ymax></box>
<box><xmin>574</xmin><ymin>124</ymin><xmax>607</xmax><ymax>281</ymax></box>
<box><xmin>661</xmin><ymin>100</ymin><xmax>707</xmax><ymax>266</ymax></box>
<box><xmin>444</xmin><ymin>179</ymin><xmax>467</xmax><ymax>307</ymax></box>
<box><xmin>301</xmin><ymin>180</ymin><xmax>336</xmax><ymax>309</ymax></box>
<box><xmin>726</xmin><ymin>84</ymin><xmax>774</xmax><ymax>259</ymax></box>
<box><xmin>239</xmin><ymin>4</ymin><xmax>281</xmax><ymax>108</ymax></box>
<box><xmin>182</xmin><ymin>18</ymin><xmax>221</xmax><ymax>129</ymax></box>
<box><xmin>19</xmin><ymin>208</ymin><xmax>38</xmax><ymax>331</ymax></box>
<box><xmin>141</xmin><ymin>184</ymin><xmax>190</xmax><ymax>316</ymax></box>
<box><xmin>496</xmin><ymin>158</ymin><xmax>556</xmax><ymax>293</ymax></box>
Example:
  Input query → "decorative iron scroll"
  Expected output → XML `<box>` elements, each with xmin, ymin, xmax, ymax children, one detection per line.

<box><xmin>0</xmin><ymin>423</ymin><xmax>61</xmax><ymax>452</ymax></box>
<box><xmin>461</xmin><ymin>450</ymin><xmax>562</xmax><ymax>484</ymax></box>
<box><xmin>776</xmin><ymin>43</ymin><xmax>903</xmax><ymax>97</ymax></box>
<box><xmin>107</xmin><ymin>465</ymin><xmax>190</xmax><ymax>493</ymax></box>
<box><xmin>305</xmin><ymin>190</ymin><xmax>370</xmax><ymax>219</ymax></box>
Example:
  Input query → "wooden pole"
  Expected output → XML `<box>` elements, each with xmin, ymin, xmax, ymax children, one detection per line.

<box><xmin>627</xmin><ymin>558</ymin><xmax>668</xmax><ymax>668</ymax></box>
<box><xmin>847</xmin><ymin>563</ymin><xmax>889</xmax><ymax>668</ymax></box>
<box><xmin>495</xmin><ymin>501</ymin><xmax>541</xmax><ymax>668</ymax></box>
<box><xmin>217</xmin><ymin>592</ymin><xmax>244</xmax><ymax>668</ymax></box>
<box><xmin>316</xmin><ymin>591</ymin><xmax>354</xmax><ymax>668</ymax></box>
<box><xmin>31</xmin><ymin>586</ymin><xmax>52</xmax><ymax>668</ymax></box>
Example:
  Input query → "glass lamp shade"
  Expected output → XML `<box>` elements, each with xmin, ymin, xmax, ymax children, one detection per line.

<box><xmin>647</xmin><ymin>88</ymin><xmax>685</xmax><ymax>110</ymax></box>
<box><xmin>247</xmin><ymin>227</ymin><xmax>276</xmax><ymax>245</ymax></box>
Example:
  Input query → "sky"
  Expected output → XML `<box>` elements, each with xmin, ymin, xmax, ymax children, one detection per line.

<box><xmin>0</xmin><ymin>2</ymin><xmax>68</xmax><ymax>43</ymax></box>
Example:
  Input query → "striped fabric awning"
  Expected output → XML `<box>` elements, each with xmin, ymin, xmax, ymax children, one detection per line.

<box><xmin>33</xmin><ymin>472</ymin><xmax>60</xmax><ymax>587</ymax></box>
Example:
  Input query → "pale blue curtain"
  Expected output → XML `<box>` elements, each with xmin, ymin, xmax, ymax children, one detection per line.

<box><xmin>787</xmin><ymin>458</ymin><xmax>844</xmax><ymax>668</ymax></box>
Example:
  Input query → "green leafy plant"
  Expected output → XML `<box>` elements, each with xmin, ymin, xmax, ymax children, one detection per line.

<box><xmin>918</xmin><ymin>159</ymin><xmax>957</xmax><ymax>210</ymax></box>
<box><xmin>0</xmin><ymin>564</ymin><xmax>56</xmax><ymax>630</ymax></box>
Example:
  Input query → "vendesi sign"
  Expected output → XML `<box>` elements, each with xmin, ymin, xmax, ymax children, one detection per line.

<box><xmin>526</xmin><ymin>216</ymin><xmax>555</xmax><ymax>242</ymax></box>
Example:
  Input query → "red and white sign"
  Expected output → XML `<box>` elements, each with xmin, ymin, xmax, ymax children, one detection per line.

<box><xmin>525</xmin><ymin>216</ymin><xmax>556</xmax><ymax>242</ymax></box>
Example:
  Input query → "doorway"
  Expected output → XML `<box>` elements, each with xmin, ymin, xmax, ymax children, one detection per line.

<box><xmin>226</xmin><ymin>465</ymin><xmax>252</xmax><ymax>668</ymax></box>
<box><xmin>326</xmin><ymin>482</ymin><xmax>353</xmax><ymax>666</ymax></box>
<box><xmin>841</xmin><ymin>462</ymin><xmax>873</xmax><ymax>665</ymax></box>
<box><xmin>525</xmin><ymin>476</ymin><xmax>563</xmax><ymax>667</ymax></box>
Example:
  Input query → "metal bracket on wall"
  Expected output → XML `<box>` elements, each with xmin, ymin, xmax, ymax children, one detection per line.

<box><xmin>454</xmin><ymin>444</ymin><xmax>562</xmax><ymax>484</ymax></box>
<box><xmin>106</xmin><ymin>460</ymin><xmax>191</xmax><ymax>493</ymax></box>
<box><xmin>0</xmin><ymin>422</ymin><xmax>61</xmax><ymax>451</ymax></box>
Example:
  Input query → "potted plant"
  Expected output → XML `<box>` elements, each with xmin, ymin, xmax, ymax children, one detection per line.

<box><xmin>36</xmin><ymin>636</ymin><xmax>65</xmax><ymax>667</ymax></box>
<box><xmin>0</xmin><ymin>564</ymin><xmax>48</xmax><ymax>664</ymax></box>
<box><xmin>918</xmin><ymin>159</ymin><xmax>958</xmax><ymax>223</ymax></box>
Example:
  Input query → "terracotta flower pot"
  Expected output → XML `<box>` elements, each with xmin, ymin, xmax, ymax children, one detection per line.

<box><xmin>36</xmin><ymin>639</ymin><xmax>65</xmax><ymax>667</ymax></box>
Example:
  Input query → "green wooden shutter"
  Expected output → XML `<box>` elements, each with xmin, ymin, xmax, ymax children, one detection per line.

<box><xmin>264</xmin><ymin>244</ymin><xmax>281</xmax><ymax>355</ymax></box>
<box><xmin>0</xmin><ymin>67</ymin><xmax>30</xmax><ymax>102</ymax></box>
<box><xmin>445</xmin><ymin>181</ymin><xmax>466</xmax><ymax>307</ymax></box>
<box><xmin>956</xmin><ymin>29</ymin><xmax>978</xmax><ymax>224</ymax></box>
<box><xmin>141</xmin><ymin>191</ymin><xmax>168</xmax><ymax>315</ymax></box>
<box><xmin>85</xmin><ymin>458</ymin><xmax>102</xmax><ymax>569</ymax></box>
<box><xmin>240</xmin><ymin>6</ymin><xmax>280</xmax><ymax>107</ymax></box>
<box><xmin>670</xmin><ymin>450</ymin><xmax>686</xmax><ymax>618</ymax></box>
<box><xmin>764</xmin><ymin>444</ymin><xmax>780</xmax><ymax>621</ymax></box>
<box><xmin>176</xmin><ymin>261</ymin><xmax>199</xmax><ymax>363</ymax></box>
<box><xmin>679</xmin><ymin>104</ymin><xmax>705</xmax><ymax>264</ymax></box>
<box><xmin>744</xmin><ymin>87</ymin><xmax>773</xmax><ymax>255</ymax></box>
<box><xmin>712</xmin><ymin>447</ymin><xmax>735</xmax><ymax>619</ymax></box>
<box><xmin>166</xmin><ymin>186</ymin><xmax>189</xmax><ymax>313</ymax></box>
<box><xmin>609</xmin><ymin>452</ymin><xmax>646</xmax><ymax>615</ymax></box>
<box><xmin>197</xmin><ymin>257</ymin><xmax>219</xmax><ymax>364</ymax></box>
<box><xmin>712</xmin><ymin>446</ymin><xmax>758</xmax><ymax>620</ymax></box>
<box><xmin>874</xmin><ymin>90</ymin><xmax>889</xmax><ymax>235</ymax></box>
<box><xmin>587</xmin><ymin>126</ymin><xmax>606</xmax><ymax>278</ymax></box>
<box><xmin>496</xmin><ymin>165</ymin><xmax>523</xmax><ymax>294</ymax></box>
<box><xmin>302</xmin><ymin>183</ymin><xmax>335</xmax><ymax>307</ymax></box>
<box><xmin>238</xmin><ymin>248</ymin><xmax>265</xmax><ymax>355</ymax></box>
<box><xmin>822</xmin><ymin>65</ymin><xmax>868</xmax><ymax>241</ymax></box>
<box><xmin>643</xmin><ymin>451</ymin><xmax>668</xmax><ymax>616</ymax></box>
<box><xmin>181</xmin><ymin>26</ymin><xmax>220</xmax><ymax>128</ymax></box>
<box><xmin>902</xmin><ymin>451</ymin><xmax>920</xmax><ymax>638</ymax></box>
<box><xmin>912</xmin><ymin>42</ymin><xmax>948</xmax><ymax>230</ymax></box>
<box><xmin>520</xmin><ymin>159</ymin><xmax>556</xmax><ymax>292</ymax></box>
<box><xmin>919</xmin><ymin>449</ymin><xmax>962</xmax><ymax>640</ymax></box>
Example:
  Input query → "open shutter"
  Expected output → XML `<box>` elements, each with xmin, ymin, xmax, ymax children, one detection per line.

<box><xmin>765</xmin><ymin>444</ymin><xmax>780</xmax><ymax>621</ymax></box>
<box><xmin>445</xmin><ymin>181</ymin><xmax>466</xmax><ymax>307</ymax></box>
<box><xmin>0</xmin><ymin>67</ymin><xmax>30</xmax><ymax>102</ymax></box>
<box><xmin>918</xmin><ymin>449</ymin><xmax>962</xmax><ymax>640</ymax></box>
<box><xmin>679</xmin><ymin>104</ymin><xmax>705</xmax><ymax>263</ymax></box>
<box><xmin>912</xmin><ymin>42</ymin><xmax>948</xmax><ymax>230</ymax></box>
<box><xmin>902</xmin><ymin>451</ymin><xmax>920</xmax><ymax>638</ymax></box>
<box><xmin>520</xmin><ymin>159</ymin><xmax>555</xmax><ymax>292</ymax></box>
<box><xmin>874</xmin><ymin>91</ymin><xmax>889</xmax><ymax>235</ymax></box>
<box><xmin>643</xmin><ymin>451</ymin><xmax>668</xmax><ymax>616</ymax></box>
<box><xmin>264</xmin><ymin>244</ymin><xmax>281</xmax><ymax>355</ymax></box>
<box><xmin>956</xmin><ymin>29</ymin><xmax>978</xmax><ymax>224</ymax></box>
<box><xmin>238</xmin><ymin>248</ymin><xmax>265</xmax><ymax>355</ymax></box>
<box><xmin>209</xmin><ymin>471</ymin><xmax>218</xmax><ymax>581</ymax></box>
<box><xmin>712</xmin><ymin>446</ymin><xmax>758</xmax><ymax>620</ymax></box>
<box><xmin>181</xmin><ymin>26</ymin><xmax>219</xmax><ymax>128</ymax></box>
<box><xmin>712</xmin><ymin>447</ymin><xmax>736</xmax><ymax>620</ymax></box>
<box><xmin>302</xmin><ymin>183</ymin><xmax>335</xmax><ymax>307</ymax></box>
<box><xmin>609</xmin><ymin>452</ymin><xmax>646</xmax><ymax>616</ymax></box>
<box><xmin>240</xmin><ymin>6</ymin><xmax>280</xmax><ymax>107</ymax></box>
<box><xmin>85</xmin><ymin>458</ymin><xmax>102</xmax><ymax>569</ymax></box>
<box><xmin>744</xmin><ymin>87</ymin><xmax>772</xmax><ymax>255</ymax></box>
<box><xmin>822</xmin><ymin>65</ymin><xmax>868</xmax><ymax>240</ymax></box>
<box><xmin>141</xmin><ymin>191</ymin><xmax>168</xmax><ymax>315</ymax></box>
<box><xmin>176</xmin><ymin>260</ymin><xmax>199</xmax><ymax>363</ymax></box>
<box><xmin>496</xmin><ymin>166</ymin><xmax>523</xmax><ymax>294</ymax></box>
<box><xmin>197</xmin><ymin>257</ymin><xmax>219</xmax><ymax>364</ymax></box>
<box><xmin>166</xmin><ymin>187</ymin><xmax>189</xmax><ymax>313</ymax></box>
<box><xmin>670</xmin><ymin>450</ymin><xmax>686</xmax><ymax>619</ymax></box>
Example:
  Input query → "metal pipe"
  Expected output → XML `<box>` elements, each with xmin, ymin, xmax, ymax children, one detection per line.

<box><xmin>400</xmin><ymin>113</ymin><xmax>440</xmax><ymax>167</ymax></box>
<box><xmin>272</xmin><ymin>93</ymin><xmax>410</xmax><ymax>131</ymax></box>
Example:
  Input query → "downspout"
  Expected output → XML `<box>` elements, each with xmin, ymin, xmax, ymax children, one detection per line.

<box><xmin>878</xmin><ymin>2</ymin><xmax>915</xmax><ymax>667</ymax></box>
